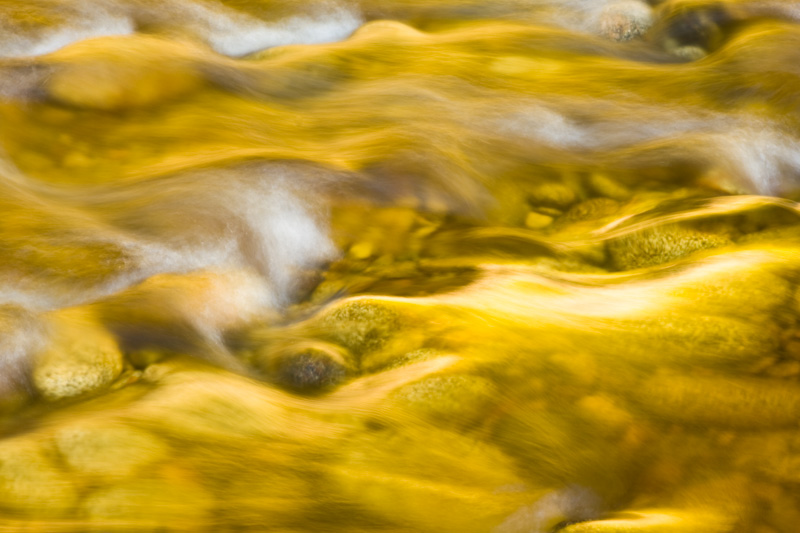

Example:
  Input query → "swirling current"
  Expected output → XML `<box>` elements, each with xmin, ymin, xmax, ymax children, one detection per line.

<box><xmin>2</xmin><ymin>0</ymin><xmax>800</xmax><ymax>531</ymax></box>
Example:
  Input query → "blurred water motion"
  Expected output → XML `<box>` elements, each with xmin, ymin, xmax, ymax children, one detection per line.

<box><xmin>3</xmin><ymin>0</ymin><xmax>800</xmax><ymax>531</ymax></box>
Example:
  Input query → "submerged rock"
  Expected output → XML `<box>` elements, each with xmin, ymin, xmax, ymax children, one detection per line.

<box><xmin>0</xmin><ymin>437</ymin><xmax>78</xmax><ymax>518</ymax></box>
<box><xmin>622</xmin><ymin>313</ymin><xmax>780</xmax><ymax>370</ymax></box>
<box><xmin>53</xmin><ymin>421</ymin><xmax>168</xmax><ymax>479</ymax></box>
<box><xmin>45</xmin><ymin>36</ymin><xmax>203</xmax><ymax>111</ymax></box>
<box><xmin>634</xmin><ymin>373</ymin><xmax>800</xmax><ymax>429</ymax></box>
<box><xmin>651</xmin><ymin>0</ymin><xmax>735</xmax><ymax>56</ymax></box>
<box><xmin>330</xmin><ymin>428</ymin><xmax>532</xmax><ymax>532</ymax></box>
<box><xmin>82</xmin><ymin>477</ymin><xmax>213</xmax><ymax>527</ymax></box>
<box><xmin>320</xmin><ymin>299</ymin><xmax>402</xmax><ymax>356</ymax></box>
<box><xmin>598</xmin><ymin>0</ymin><xmax>654</xmax><ymax>42</ymax></box>
<box><xmin>666</xmin><ymin>266</ymin><xmax>793</xmax><ymax>321</ymax></box>
<box><xmin>608</xmin><ymin>225</ymin><xmax>732</xmax><ymax>270</ymax></box>
<box><xmin>388</xmin><ymin>373</ymin><xmax>498</xmax><ymax>429</ymax></box>
<box><xmin>255</xmin><ymin>341</ymin><xmax>352</xmax><ymax>393</ymax></box>
<box><xmin>32</xmin><ymin>309</ymin><xmax>124</xmax><ymax>401</ymax></box>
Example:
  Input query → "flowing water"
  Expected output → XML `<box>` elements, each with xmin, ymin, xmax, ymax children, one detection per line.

<box><xmin>2</xmin><ymin>0</ymin><xmax>800</xmax><ymax>531</ymax></box>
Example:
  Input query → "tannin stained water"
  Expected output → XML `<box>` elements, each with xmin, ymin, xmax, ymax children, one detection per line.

<box><xmin>2</xmin><ymin>0</ymin><xmax>800</xmax><ymax>531</ymax></box>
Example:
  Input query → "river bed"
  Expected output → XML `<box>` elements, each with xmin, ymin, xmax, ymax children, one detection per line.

<box><xmin>1</xmin><ymin>1</ymin><xmax>800</xmax><ymax>531</ymax></box>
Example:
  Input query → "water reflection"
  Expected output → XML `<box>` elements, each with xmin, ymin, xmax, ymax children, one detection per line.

<box><xmin>0</xmin><ymin>0</ymin><xmax>800</xmax><ymax>531</ymax></box>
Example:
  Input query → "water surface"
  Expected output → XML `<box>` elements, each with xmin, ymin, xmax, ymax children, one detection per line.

<box><xmin>1</xmin><ymin>0</ymin><xmax>800</xmax><ymax>531</ymax></box>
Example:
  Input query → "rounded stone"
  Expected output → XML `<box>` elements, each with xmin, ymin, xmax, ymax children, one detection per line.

<box><xmin>598</xmin><ymin>0</ymin><xmax>653</xmax><ymax>42</ymax></box>
<box><xmin>608</xmin><ymin>225</ymin><xmax>732</xmax><ymax>270</ymax></box>
<box><xmin>53</xmin><ymin>422</ymin><xmax>168</xmax><ymax>479</ymax></box>
<box><xmin>390</xmin><ymin>374</ymin><xmax>498</xmax><ymax>428</ymax></box>
<box><xmin>259</xmin><ymin>341</ymin><xmax>351</xmax><ymax>393</ymax></box>
<box><xmin>635</xmin><ymin>373</ymin><xmax>800</xmax><ymax>429</ymax></box>
<box><xmin>46</xmin><ymin>36</ymin><xmax>201</xmax><ymax>111</ymax></box>
<box><xmin>529</xmin><ymin>183</ymin><xmax>578</xmax><ymax>209</ymax></box>
<box><xmin>0</xmin><ymin>437</ymin><xmax>78</xmax><ymax>517</ymax></box>
<box><xmin>33</xmin><ymin>310</ymin><xmax>124</xmax><ymax>401</ymax></box>
<box><xmin>320</xmin><ymin>299</ymin><xmax>400</xmax><ymax>356</ymax></box>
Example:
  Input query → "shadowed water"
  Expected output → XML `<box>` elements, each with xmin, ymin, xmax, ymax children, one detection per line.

<box><xmin>1</xmin><ymin>0</ymin><xmax>800</xmax><ymax>531</ymax></box>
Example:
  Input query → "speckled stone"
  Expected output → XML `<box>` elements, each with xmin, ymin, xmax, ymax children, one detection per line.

<box><xmin>33</xmin><ymin>310</ymin><xmax>124</xmax><ymax>401</ymax></box>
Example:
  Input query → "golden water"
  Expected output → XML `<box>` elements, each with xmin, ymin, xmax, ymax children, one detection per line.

<box><xmin>2</xmin><ymin>0</ymin><xmax>800</xmax><ymax>531</ymax></box>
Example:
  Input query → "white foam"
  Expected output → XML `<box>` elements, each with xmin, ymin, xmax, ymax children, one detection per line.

<box><xmin>759</xmin><ymin>1</ymin><xmax>800</xmax><ymax>21</ymax></box>
<box><xmin>497</xmin><ymin>101</ymin><xmax>800</xmax><ymax>196</ymax></box>
<box><xmin>501</xmin><ymin>105</ymin><xmax>590</xmax><ymax>149</ymax></box>
<box><xmin>0</xmin><ymin>6</ymin><xmax>134</xmax><ymax>58</ymax></box>
<box><xmin>498</xmin><ymin>101</ymin><xmax>714</xmax><ymax>151</ymax></box>
<box><xmin>241</xmin><ymin>169</ymin><xmax>339</xmax><ymax>305</ymax></box>
<box><xmin>0</xmin><ymin>0</ymin><xmax>362</xmax><ymax>59</ymax></box>
<box><xmin>0</xmin><ymin>306</ymin><xmax>44</xmax><ymax>394</ymax></box>
<box><xmin>523</xmin><ymin>0</ymin><xmax>652</xmax><ymax>36</ymax></box>
<box><xmin>711</xmin><ymin>126</ymin><xmax>800</xmax><ymax>195</ymax></box>
<box><xmin>177</xmin><ymin>0</ymin><xmax>364</xmax><ymax>57</ymax></box>
<box><xmin>108</xmin><ymin>164</ymin><xmax>339</xmax><ymax>308</ymax></box>
<box><xmin>0</xmin><ymin>282</ymin><xmax>61</xmax><ymax>312</ymax></box>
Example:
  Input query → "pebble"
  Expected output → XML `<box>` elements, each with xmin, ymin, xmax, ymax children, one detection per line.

<box><xmin>668</xmin><ymin>44</ymin><xmax>708</xmax><ymax>60</ymax></box>
<box><xmin>529</xmin><ymin>183</ymin><xmax>577</xmax><ymax>209</ymax></box>
<box><xmin>349</xmin><ymin>241</ymin><xmax>375</xmax><ymax>259</ymax></box>
<box><xmin>258</xmin><ymin>341</ymin><xmax>352</xmax><ymax>393</ymax></box>
<box><xmin>524</xmin><ymin>211</ymin><xmax>554</xmax><ymax>229</ymax></box>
